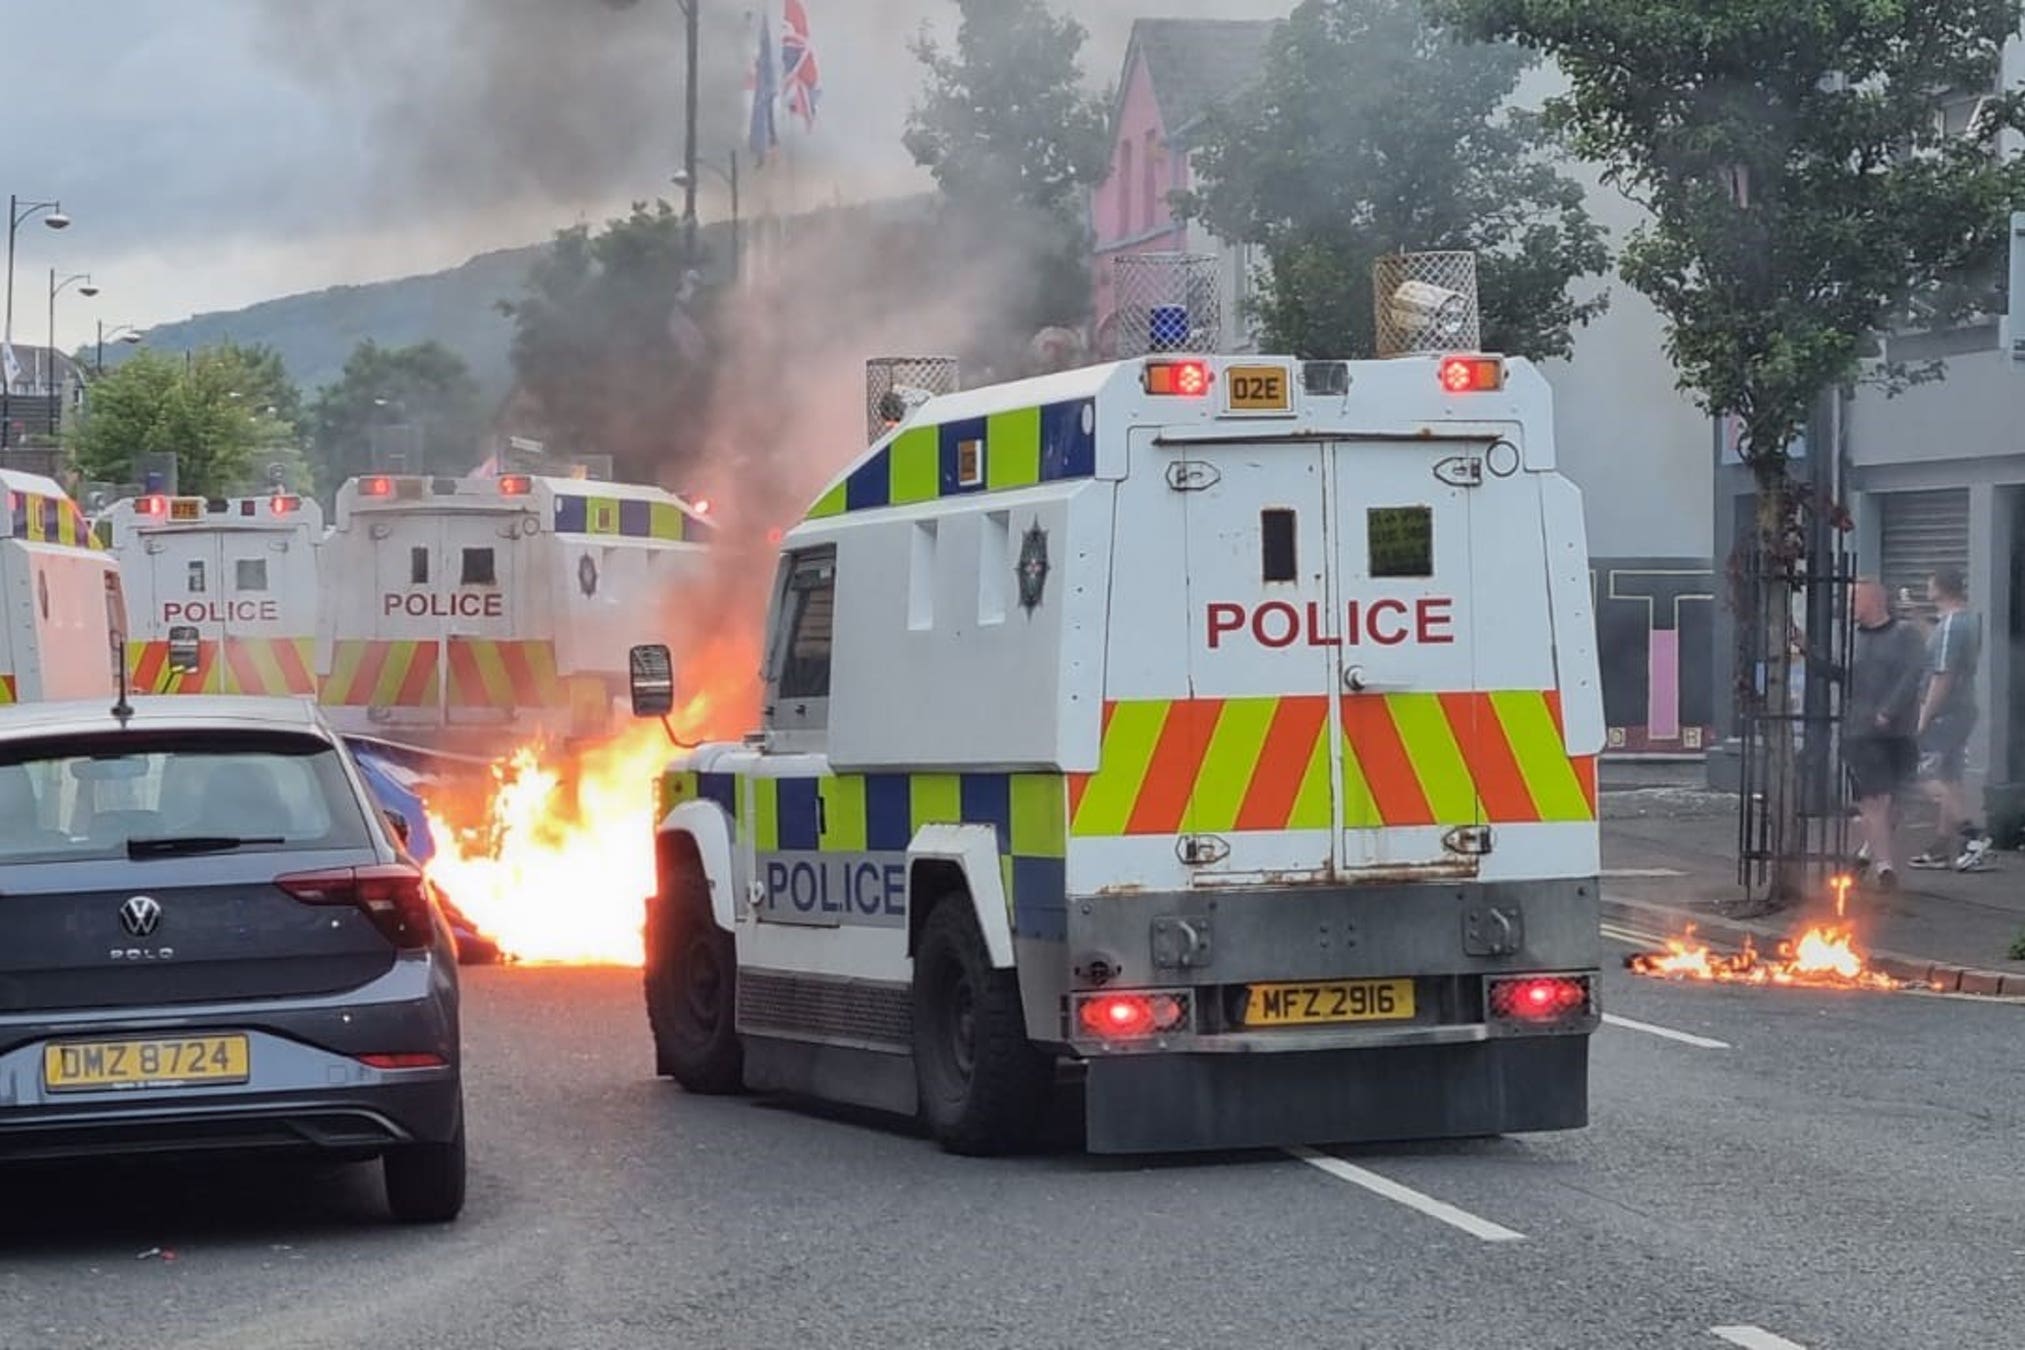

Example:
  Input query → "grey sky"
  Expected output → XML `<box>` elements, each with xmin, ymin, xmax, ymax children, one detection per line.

<box><xmin>4</xmin><ymin>0</ymin><xmax>1289</xmax><ymax>352</ymax></box>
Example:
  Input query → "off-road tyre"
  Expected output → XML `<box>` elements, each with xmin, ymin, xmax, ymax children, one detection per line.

<box><xmin>912</xmin><ymin>898</ymin><xmax>1052</xmax><ymax>1155</ymax></box>
<box><xmin>644</xmin><ymin>857</ymin><xmax>744</xmax><ymax>1094</ymax></box>
<box><xmin>383</xmin><ymin>1113</ymin><xmax>467</xmax><ymax>1224</ymax></box>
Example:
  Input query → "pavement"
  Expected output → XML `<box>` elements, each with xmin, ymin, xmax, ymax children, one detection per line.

<box><xmin>4</xmin><ymin>962</ymin><xmax>2023</xmax><ymax>1349</ymax></box>
<box><xmin>1600</xmin><ymin>761</ymin><xmax>2025</xmax><ymax>993</ymax></box>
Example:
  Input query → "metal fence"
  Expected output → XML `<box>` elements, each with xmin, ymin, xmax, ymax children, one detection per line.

<box><xmin>865</xmin><ymin>357</ymin><xmax>959</xmax><ymax>444</ymax></box>
<box><xmin>1373</xmin><ymin>251</ymin><xmax>1481</xmax><ymax>357</ymax></box>
<box><xmin>1111</xmin><ymin>253</ymin><xmax>1223</xmax><ymax>359</ymax></box>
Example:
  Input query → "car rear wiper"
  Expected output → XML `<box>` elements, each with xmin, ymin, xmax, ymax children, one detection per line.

<box><xmin>126</xmin><ymin>835</ymin><xmax>286</xmax><ymax>859</ymax></box>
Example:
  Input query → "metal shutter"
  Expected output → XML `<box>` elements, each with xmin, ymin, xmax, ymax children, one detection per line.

<box><xmin>1878</xmin><ymin>489</ymin><xmax>1969</xmax><ymax>620</ymax></box>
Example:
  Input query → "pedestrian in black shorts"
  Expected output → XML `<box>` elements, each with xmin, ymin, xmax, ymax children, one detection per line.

<box><xmin>1911</xmin><ymin>569</ymin><xmax>1995</xmax><ymax>870</ymax></box>
<box><xmin>1846</xmin><ymin>578</ymin><xmax>1926</xmax><ymax>890</ymax></box>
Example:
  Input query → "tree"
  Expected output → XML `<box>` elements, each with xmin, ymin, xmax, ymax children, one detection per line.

<box><xmin>1440</xmin><ymin>0</ymin><xmax>2025</xmax><ymax>906</ymax></box>
<box><xmin>903</xmin><ymin>0</ymin><xmax>1112</xmax><ymax>336</ymax></box>
<box><xmin>499</xmin><ymin>201</ymin><xmax>709</xmax><ymax>485</ymax></box>
<box><xmin>308</xmin><ymin>339</ymin><xmax>485</xmax><ymax>491</ymax></box>
<box><xmin>70</xmin><ymin>347</ymin><xmax>300</xmax><ymax>498</ymax></box>
<box><xmin>1184</xmin><ymin>0</ymin><xmax>1608</xmax><ymax>360</ymax></box>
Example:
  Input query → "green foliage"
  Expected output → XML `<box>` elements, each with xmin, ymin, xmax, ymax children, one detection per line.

<box><xmin>1185</xmin><ymin>0</ymin><xmax>1608</xmax><ymax>361</ymax></box>
<box><xmin>499</xmin><ymin>201</ymin><xmax>708</xmax><ymax>485</ymax></box>
<box><xmin>904</xmin><ymin>0</ymin><xmax>1113</xmax><ymax>330</ymax></box>
<box><xmin>1439</xmin><ymin>0</ymin><xmax>2025</xmax><ymax>468</ymax></box>
<box><xmin>308</xmin><ymin>339</ymin><xmax>485</xmax><ymax>493</ymax></box>
<box><xmin>70</xmin><ymin>347</ymin><xmax>303</xmax><ymax>498</ymax></box>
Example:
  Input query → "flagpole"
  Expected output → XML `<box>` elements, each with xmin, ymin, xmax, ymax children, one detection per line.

<box><xmin>681</xmin><ymin>0</ymin><xmax>700</xmax><ymax>263</ymax></box>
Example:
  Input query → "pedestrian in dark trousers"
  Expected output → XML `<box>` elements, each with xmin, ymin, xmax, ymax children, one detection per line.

<box><xmin>1910</xmin><ymin>569</ymin><xmax>1995</xmax><ymax>871</ymax></box>
<box><xmin>1846</xmin><ymin>578</ymin><xmax>1926</xmax><ymax>890</ymax></box>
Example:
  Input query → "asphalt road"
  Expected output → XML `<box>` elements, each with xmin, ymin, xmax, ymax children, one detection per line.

<box><xmin>3</xmin><ymin>942</ymin><xmax>2021</xmax><ymax>1350</ymax></box>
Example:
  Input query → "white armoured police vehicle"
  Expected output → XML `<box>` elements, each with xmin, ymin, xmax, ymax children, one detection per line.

<box><xmin>1</xmin><ymin>469</ymin><xmax>125</xmax><ymax>707</ymax></box>
<box><xmin>98</xmin><ymin>491</ymin><xmax>323</xmax><ymax>697</ymax></box>
<box><xmin>320</xmin><ymin>472</ymin><xmax>711</xmax><ymax>749</ymax></box>
<box><xmin>632</xmin><ymin>348</ymin><xmax>1604</xmax><ymax>1154</ymax></box>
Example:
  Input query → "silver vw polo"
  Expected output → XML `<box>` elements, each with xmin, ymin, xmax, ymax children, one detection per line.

<box><xmin>0</xmin><ymin>696</ymin><xmax>464</xmax><ymax>1222</ymax></box>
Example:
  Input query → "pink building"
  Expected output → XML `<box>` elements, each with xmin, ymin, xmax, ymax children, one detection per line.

<box><xmin>1090</xmin><ymin>19</ymin><xmax>1280</xmax><ymax>358</ymax></box>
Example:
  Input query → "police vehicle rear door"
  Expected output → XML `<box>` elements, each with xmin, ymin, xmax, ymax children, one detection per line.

<box><xmin>441</xmin><ymin>511</ymin><xmax>516</xmax><ymax>725</ymax></box>
<box><xmin>367</xmin><ymin>509</ymin><xmax>447</xmax><ymax>725</ymax></box>
<box><xmin>1331</xmin><ymin>438</ymin><xmax>1480</xmax><ymax>877</ymax></box>
<box><xmin>160</xmin><ymin>512</ymin><xmax>224</xmax><ymax>693</ymax></box>
<box><xmin>1167</xmin><ymin>408</ymin><xmax>1340</xmax><ymax>885</ymax></box>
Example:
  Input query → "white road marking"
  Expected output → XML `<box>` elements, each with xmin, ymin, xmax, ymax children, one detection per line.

<box><xmin>1602</xmin><ymin>867</ymin><xmax>1687</xmax><ymax>879</ymax></box>
<box><xmin>1601</xmin><ymin>923</ymin><xmax>1665</xmax><ymax>947</ymax></box>
<box><xmin>1710</xmin><ymin>1326</ymin><xmax>1809</xmax><ymax>1349</ymax></box>
<box><xmin>1601</xmin><ymin>1012</ymin><xmax>1731</xmax><ymax>1050</ymax></box>
<box><xmin>1287</xmin><ymin>1147</ymin><xmax>1525</xmax><ymax>1243</ymax></box>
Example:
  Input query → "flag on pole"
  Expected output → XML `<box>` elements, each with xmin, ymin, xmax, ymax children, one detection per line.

<box><xmin>781</xmin><ymin>0</ymin><xmax>821</xmax><ymax>131</ymax></box>
<box><xmin>1</xmin><ymin>343</ymin><xmax>19</xmax><ymax>390</ymax></box>
<box><xmin>748</xmin><ymin>11</ymin><xmax>779</xmax><ymax>165</ymax></box>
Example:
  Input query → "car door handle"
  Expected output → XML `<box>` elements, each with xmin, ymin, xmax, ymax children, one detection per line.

<box><xmin>1343</xmin><ymin>666</ymin><xmax>1411</xmax><ymax>694</ymax></box>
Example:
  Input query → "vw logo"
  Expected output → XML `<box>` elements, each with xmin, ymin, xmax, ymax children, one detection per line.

<box><xmin>119</xmin><ymin>895</ymin><xmax>163</xmax><ymax>938</ymax></box>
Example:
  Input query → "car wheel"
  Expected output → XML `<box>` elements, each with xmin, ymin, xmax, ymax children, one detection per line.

<box><xmin>912</xmin><ymin>898</ymin><xmax>1051</xmax><ymax>1155</ymax></box>
<box><xmin>384</xmin><ymin>1113</ymin><xmax>466</xmax><ymax>1224</ymax></box>
<box><xmin>644</xmin><ymin>860</ymin><xmax>744</xmax><ymax>1094</ymax></box>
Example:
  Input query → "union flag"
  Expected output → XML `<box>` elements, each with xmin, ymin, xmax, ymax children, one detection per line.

<box><xmin>780</xmin><ymin>0</ymin><xmax>820</xmax><ymax>130</ymax></box>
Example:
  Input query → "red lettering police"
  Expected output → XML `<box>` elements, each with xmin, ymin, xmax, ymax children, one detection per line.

<box><xmin>163</xmin><ymin>600</ymin><xmax>282</xmax><ymax>625</ymax></box>
<box><xmin>1205</xmin><ymin>598</ymin><xmax>1455</xmax><ymax>649</ymax></box>
<box><xmin>383</xmin><ymin>592</ymin><xmax>506</xmax><ymax>619</ymax></box>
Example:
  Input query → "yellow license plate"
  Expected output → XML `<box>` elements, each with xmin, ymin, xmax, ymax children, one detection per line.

<box><xmin>169</xmin><ymin>499</ymin><xmax>202</xmax><ymax>521</ymax></box>
<box><xmin>1244</xmin><ymin>979</ymin><xmax>1415</xmax><ymax>1026</ymax></box>
<box><xmin>1225</xmin><ymin>364</ymin><xmax>1293</xmax><ymax>412</ymax></box>
<box><xmin>43</xmin><ymin>1035</ymin><xmax>250</xmax><ymax>1092</ymax></box>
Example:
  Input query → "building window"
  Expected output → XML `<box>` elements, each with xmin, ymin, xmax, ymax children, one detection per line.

<box><xmin>1144</xmin><ymin>132</ymin><xmax>1160</xmax><ymax>233</ymax></box>
<box><xmin>1118</xmin><ymin>140</ymin><xmax>1135</xmax><ymax>239</ymax></box>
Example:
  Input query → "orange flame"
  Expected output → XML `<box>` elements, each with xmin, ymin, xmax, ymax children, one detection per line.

<box><xmin>1628</xmin><ymin>920</ymin><xmax>1903</xmax><ymax>991</ymax></box>
<box><xmin>420</xmin><ymin>630</ymin><xmax>761</xmax><ymax>967</ymax></box>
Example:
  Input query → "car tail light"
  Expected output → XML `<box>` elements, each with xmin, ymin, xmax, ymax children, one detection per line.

<box><xmin>357</xmin><ymin>1052</ymin><xmax>447</xmax><ymax>1070</ymax></box>
<box><xmin>1143</xmin><ymin>358</ymin><xmax>1212</xmax><ymax>397</ymax></box>
<box><xmin>1074</xmin><ymin>991</ymin><xmax>1192</xmax><ymax>1040</ymax></box>
<box><xmin>1439</xmin><ymin>354</ymin><xmax>1505</xmax><ymax>393</ymax></box>
<box><xmin>276</xmin><ymin>863</ymin><xmax>436</xmax><ymax>950</ymax></box>
<box><xmin>1487</xmin><ymin>975</ymin><xmax>1593</xmax><ymax>1024</ymax></box>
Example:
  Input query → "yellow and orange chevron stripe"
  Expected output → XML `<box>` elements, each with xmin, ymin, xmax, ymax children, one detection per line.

<box><xmin>127</xmin><ymin>638</ymin><xmax>319</xmax><ymax>697</ymax></box>
<box><xmin>0</xmin><ymin>673</ymin><xmax>15</xmax><ymax>705</ymax></box>
<box><xmin>445</xmin><ymin>639</ymin><xmax>566</xmax><ymax>709</ymax></box>
<box><xmin>1069</xmin><ymin>692</ymin><xmax>1596</xmax><ymax>837</ymax></box>
<box><xmin>129</xmin><ymin>640</ymin><xmax>218</xmax><ymax>695</ymax></box>
<box><xmin>321</xmin><ymin>640</ymin><xmax>440</xmax><ymax>708</ymax></box>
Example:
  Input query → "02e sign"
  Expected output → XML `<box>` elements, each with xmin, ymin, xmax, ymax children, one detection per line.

<box><xmin>1224</xmin><ymin>364</ymin><xmax>1293</xmax><ymax>414</ymax></box>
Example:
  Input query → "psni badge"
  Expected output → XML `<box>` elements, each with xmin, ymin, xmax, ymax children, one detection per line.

<box><xmin>1017</xmin><ymin>523</ymin><xmax>1049</xmax><ymax>613</ymax></box>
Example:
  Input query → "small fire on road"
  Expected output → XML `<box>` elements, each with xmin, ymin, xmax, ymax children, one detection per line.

<box><xmin>1627</xmin><ymin>924</ymin><xmax>1906</xmax><ymax>991</ymax></box>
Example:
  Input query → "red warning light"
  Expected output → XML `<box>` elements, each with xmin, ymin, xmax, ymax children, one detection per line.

<box><xmin>269</xmin><ymin>494</ymin><xmax>300</xmax><ymax>515</ymax></box>
<box><xmin>498</xmin><ymin>474</ymin><xmax>533</xmax><ymax>497</ymax></box>
<box><xmin>139</xmin><ymin>494</ymin><xmax>169</xmax><ymax>517</ymax></box>
<box><xmin>692</xmin><ymin>497</ymin><xmax>712</xmax><ymax>516</ymax></box>
<box><xmin>1144</xmin><ymin>358</ymin><xmax>1212</xmax><ymax>397</ymax></box>
<box><xmin>361</xmin><ymin>476</ymin><xmax>394</xmax><ymax>498</ymax></box>
<box><xmin>1438</xmin><ymin>355</ymin><xmax>1505</xmax><ymax>393</ymax></box>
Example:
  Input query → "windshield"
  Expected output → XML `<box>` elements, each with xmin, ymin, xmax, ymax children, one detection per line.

<box><xmin>0</xmin><ymin>730</ymin><xmax>374</xmax><ymax>865</ymax></box>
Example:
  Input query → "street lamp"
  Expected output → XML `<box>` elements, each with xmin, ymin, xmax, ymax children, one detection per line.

<box><xmin>675</xmin><ymin>0</ymin><xmax>700</xmax><ymax>261</ymax></box>
<box><xmin>4</xmin><ymin>194</ymin><xmax>70</xmax><ymax>448</ymax></box>
<box><xmin>672</xmin><ymin>150</ymin><xmax>741</xmax><ymax>280</ymax></box>
<box><xmin>47</xmin><ymin>270</ymin><xmax>96</xmax><ymax>435</ymax></box>
<box><xmin>95</xmin><ymin>321</ymin><xmax>141</xmax><ymax>374</ymax></box>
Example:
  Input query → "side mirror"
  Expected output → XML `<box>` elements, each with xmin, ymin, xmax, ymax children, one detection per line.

<box><xmin>166</xmin><ymin>624</ymin><xmax>202</xmax><ymax>674</ymax></box>
<box><xmin>629</xmin><ymin>644</ymin><xmax>675</xmax><ymax>718</ymax></box>
<box><xmin>383</xmin><ymin>808</ymin><xmax>412</xmax><ymax>847</ymax></box>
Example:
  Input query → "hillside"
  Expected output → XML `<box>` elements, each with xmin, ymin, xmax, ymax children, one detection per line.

<box><xmin>126</xmin><ymin>244</ymin><xmax>541</xmax><ymax>405</ymax></box>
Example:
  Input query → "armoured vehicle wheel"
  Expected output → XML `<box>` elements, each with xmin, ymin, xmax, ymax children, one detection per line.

<box><xmin>912</xmin><ymin>898</ymin><xmax>1051</xmax><ymax>1155</ymax></box>
<box><xmin>645</xmin><ymin>858</ymin><xmax>744</xmax><ymax>1094</ymax></box>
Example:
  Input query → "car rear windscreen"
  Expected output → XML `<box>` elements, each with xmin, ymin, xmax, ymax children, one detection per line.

<box><xmin>0</xmin><ymin>730</ymin><xmax>374</xmax><ymax>865</ymax></box>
